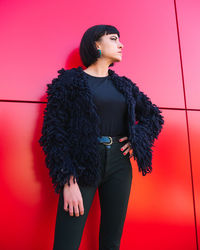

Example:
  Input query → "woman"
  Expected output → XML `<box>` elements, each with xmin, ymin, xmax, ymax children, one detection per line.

<box><xmin>39</xmin><ymin>24</ymin><xmax>164</xmax><ymax>250</ymax></box>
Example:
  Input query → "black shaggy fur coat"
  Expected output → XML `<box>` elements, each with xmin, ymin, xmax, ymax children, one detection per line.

<box><xmin>39</xmin><ymin>66</ymin><xmax>165</xmax><ymax>194</ymax></box>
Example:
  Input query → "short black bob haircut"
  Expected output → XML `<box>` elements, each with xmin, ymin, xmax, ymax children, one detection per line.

<box><xmin>79</xmin><ymin>24</ymin><xmax>120</xmax><ymax>68</ymax></box>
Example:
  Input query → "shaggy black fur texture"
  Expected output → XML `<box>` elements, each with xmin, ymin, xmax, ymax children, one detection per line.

<box><xmin>39</xmin><ymin>66</ymin><xmax>164</xmax><ymax>194</ymax></box>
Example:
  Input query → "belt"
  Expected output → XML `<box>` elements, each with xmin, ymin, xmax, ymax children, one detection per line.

<box><xmin>97</xmin><ymin>135</ymin><xmax>127</xmax><ymax>148</ymax></box>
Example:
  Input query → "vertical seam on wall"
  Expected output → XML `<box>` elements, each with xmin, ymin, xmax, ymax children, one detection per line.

<box><xmin>174</xmin><ymin>1</ymin><xmax>199</xmax><ymax>249</ymax></box>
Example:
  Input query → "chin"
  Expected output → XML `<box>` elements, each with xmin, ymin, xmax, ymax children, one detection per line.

<box><xmin>114</xmin><ymin>58</ymin><xmax>122</xmax><ymax>62</ymax></box>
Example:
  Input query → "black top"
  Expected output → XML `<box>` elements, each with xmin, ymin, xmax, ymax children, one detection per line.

<box><xmin>83</xmin><ymin>71</ymin><xmax>129</xmax><ymax>137</ymax></box>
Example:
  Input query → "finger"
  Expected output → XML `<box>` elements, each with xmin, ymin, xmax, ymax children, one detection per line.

<box><xmin>64</xmin><ymin>202</ymin><xmax>69</xmax><ymax>212</ymax></box>
<box><xmin>119</xmin><ymin>136</ymin><xmax>128</xmax><ymax>142</ymax></box>
<box><xmin>124</xmin><ymin>142</ymin><xmax>131</xmax><ymax>149</ymax></box>
<box><xmin>78</xmin><ymin>200</ymin><xmax>84</xmax><ymax>215</ymax></box>
<box><xmin>120</xmin><ymin>142</ymin><xmax>131</xmax><ymax>152</ymax></box>
<box><xmin>122</xmin><ymin>148</ymin><xmax>131</xmax><ymax>156</ymax></box>
<box><xmin>68</xmin><ymin>201</ymin><xmax>74</xmax><ymax>216</ymax></box>
<box><xmin>73</xmin><ymin>201</ymin><xmax>80</xmax><ymax>217</ymax></box>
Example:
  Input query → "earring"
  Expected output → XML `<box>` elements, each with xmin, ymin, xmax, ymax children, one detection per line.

<box><xmin>97</xmin><ymin>49</ymin><xmax>101</xmax><ymax>56</ymax></box>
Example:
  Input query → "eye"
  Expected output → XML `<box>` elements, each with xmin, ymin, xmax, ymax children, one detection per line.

<box><xmin>111</xmin><ymin>37</ymin><xmax>117</xmax><ymax>40</ymax></box>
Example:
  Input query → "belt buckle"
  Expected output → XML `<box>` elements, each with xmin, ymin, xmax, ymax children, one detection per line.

<box><xmin>103</xmin><ymin>136</ymin><xmax>113</xmax><ymax>146</ymax></box>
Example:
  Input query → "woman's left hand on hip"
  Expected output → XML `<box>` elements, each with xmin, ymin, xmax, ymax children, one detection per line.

<box><xmin>119</xmin><ymin>136</ymin><xmax>134</xmax><ymax>158</ymax></box>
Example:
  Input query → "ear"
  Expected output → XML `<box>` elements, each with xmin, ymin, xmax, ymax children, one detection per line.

<box><xmin>94</xmin><ymin>41</ymin><xmax>100</xmax><ymax>50</ymax></box>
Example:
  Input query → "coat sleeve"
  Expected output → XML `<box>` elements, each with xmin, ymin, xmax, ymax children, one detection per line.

<box><xmin>130</xmin><ymin>83</ymin><xmax>165</xmax><ymax>176</ymax></box>
<box><xmin>38</xmin><ymin>68</ymin><xmax>78</xmax><ymax>194</ymax></box>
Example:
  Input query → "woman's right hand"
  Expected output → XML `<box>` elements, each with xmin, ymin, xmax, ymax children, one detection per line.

<box><xmin>63</xmin><ymin>176</ymin><xmax>84</xmax><ymax>217</ymax></box>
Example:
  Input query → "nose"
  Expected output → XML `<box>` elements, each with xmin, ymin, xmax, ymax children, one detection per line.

<box><xmin>119</xmin><ymin>42</ymin><xmax>123</xmax><ymax>49</ymax></box>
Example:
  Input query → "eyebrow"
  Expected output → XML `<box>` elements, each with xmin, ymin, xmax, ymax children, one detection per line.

<box><xmin>111</xmin><ymin>35</ymin><xmax>118</xmax><ymax>39</ymax></box>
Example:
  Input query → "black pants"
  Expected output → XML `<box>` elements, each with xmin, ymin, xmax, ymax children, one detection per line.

<box><xmin>53</xmin><ymin>138</ymin><xmax>132</xmax><ymax>250</ymax></box>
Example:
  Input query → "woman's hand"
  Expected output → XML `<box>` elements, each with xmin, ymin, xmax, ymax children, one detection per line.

<box><xmin>119</xmin><ymin>136</ymin><xmax>134</xmax><ymax>158</ymax></box>
<box><xmin>63</xmin><ymin>176</ymin><xmax>84</xmax><ymax>217</ymax></box>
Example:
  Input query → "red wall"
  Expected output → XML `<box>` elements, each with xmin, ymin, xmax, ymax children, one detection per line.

<box><xmin>0</xmin><ymin>0</ymin><xmax>199</xmax><ymax>249</ymax></box>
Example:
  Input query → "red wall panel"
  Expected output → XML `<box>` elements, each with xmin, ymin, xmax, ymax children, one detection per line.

<box><xmin>0</xmin><ymin>0</ymin><xmax>184</xmax><ymax>109</ymax></box>
<box><xmin>0</xmin><ymin>105</ymin><xmax>197</xmax><ymax>250</ymax></box>
<box><xmin>187</xmin><ymin>111</ymin><xmax>200</xmax><ymax>247</ymax></box>
<box><xmin>176</xmin><ymin>0</ymin><xmax>200</xmax><ymax>109</ymax></box>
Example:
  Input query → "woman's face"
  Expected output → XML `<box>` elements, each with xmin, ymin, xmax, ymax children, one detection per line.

<box><xmin>95</xmin><ymin>33</ymin><xmax>123</xmax><ymax>62</ymax></box>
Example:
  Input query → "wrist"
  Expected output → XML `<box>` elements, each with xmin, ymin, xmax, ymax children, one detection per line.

<box><xmin>64</xmin><ymin>175</ymin><xmax>76</xmax><ymax>187</ymax></box>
